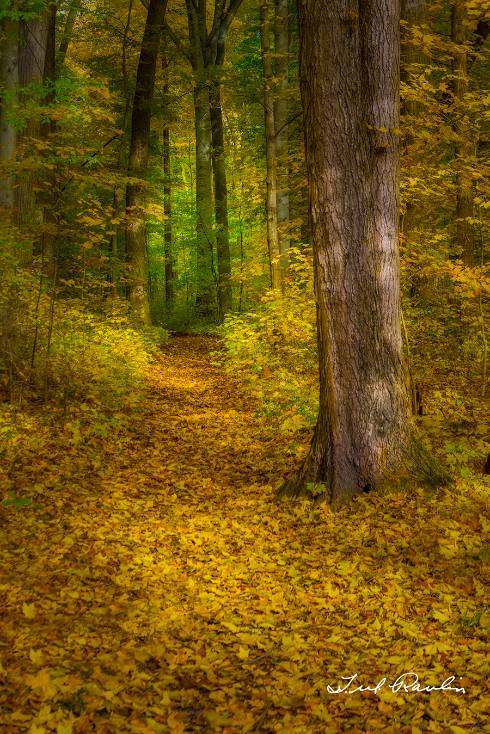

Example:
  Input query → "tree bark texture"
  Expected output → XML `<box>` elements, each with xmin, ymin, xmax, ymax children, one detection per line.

<box><xmin>14</xmin><ymin>9</ymin><xmax>51</xmax><ymax>245</ymax></box>
<box><xmin>260</xmin><ymin>2</ymin><xmax>282</xmax><ymax>292</ymax></box>
<box><xmin>288</xmin><ymin>0</ymin><xmax>412</xmax><ymax>505</ymax></box>
<box><xmin>126</xmin><ymin>0</ymin><xmax>168</xmax><ymax>325</ymax></box>
<box><xmin>0</xmin><ymin>19</ymin><xmax>19</xmax><ymax>211</ymax></box>
<box><xmin>274</xmin><ymin>0</ymin><xmax>290</xmax><ymax>275</ymax></box>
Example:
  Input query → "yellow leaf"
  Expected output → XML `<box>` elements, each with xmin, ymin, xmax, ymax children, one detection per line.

<box><xmin>56</xmin><ymin>725</ymin><xmax>73</xmax><ymax>734</ymax></box>
<box><xmin>30</xmin><ymin>649</ymin><xmax>44</xmax><ymax>666</ymax></box>
<box><xmin>166</xmin><ymin>713</ymin><xmax>186</xmax><ymax>734</ymax></box>
<box><xmin>237</xmin><ymin>645</ymin><xmax>249</xmax><ymax>660</ymax></box>
<box><xmin>26</xmin><ymin>669</ymin><xmax>57</xmax><ymax>699</ymax></box>
<box><xmin>222</xmin><ymin>621</ymin><xmax>239</xmax><ymax>633</ymax></box>
<box><xmin>432</xmin><ymin>609</ymin><xmax>451</xmax><ymax>623</ymax></box>
<box><xmin>23</xmin><ymin>602</ymin><xmax>36</xmax><ymax>619</ymax></box>
<box><xmin>28</xmin><ymin>726</ymin><xmax>46</xmax><ymax>734</ymax></box>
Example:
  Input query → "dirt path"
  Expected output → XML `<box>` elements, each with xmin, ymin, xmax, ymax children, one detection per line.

<box><xmin>1</xmin><ymin>337</ymin><xmax>488</xmax><ymax>734</ymax></box>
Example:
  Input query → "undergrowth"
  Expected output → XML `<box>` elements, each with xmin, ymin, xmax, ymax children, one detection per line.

<box><xmin>0</xmin><ymin>240</ymin><xmax>167</xmax><ymax>503</ymax></box>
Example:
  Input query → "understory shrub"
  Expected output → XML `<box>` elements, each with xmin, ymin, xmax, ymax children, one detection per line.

<box><xmin>220</xmin><ymin>254</ymin><xmax>318</xmax><ymax>433</ymax></box>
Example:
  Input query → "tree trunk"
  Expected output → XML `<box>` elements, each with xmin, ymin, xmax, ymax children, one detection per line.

<box><xmin>285</xmin><ymin>0</ymin><xmax>415</xmax><ymax>505</ymax></box>
<box><xmin>57</xmin><ymin>0</ymin><xmax>81</xmax><ymax>69</ymax></box>
<box><xmin>0</xmin><ymin>19</ymin><xmax>19</xmax><ymax>212</ymax></box>
<box><xmin>181</xmin><ymin>0</ymin><xmax>244</xmax><ymax>318</ymax></box>
<box><xmin>193</xmin><ymin>80</ymin><xmax>217</xmax><ymax>316</ymax></box>
<box><xmin>274</xmin><ymin>0</ymin><xmax>289</xmax><ymax>276</ymax></box>
<box><xmin>210</xmin><ymin>61</ymin><xmax>232</xmax><ymax>320</ymax></box>
<box><xmin>126</xmin><ymin>0</ymin><xmax>167</xmax><ymax>326</ymax></box>
<box><xmin>451</xmin><ymin>1</ymin><xmax>475</xmax><ymax>267</ymax></box>
<box><xmin>162</xmin><ymin>58</ymin><xmax>174</xmax><ymax>308</ymax></box>
<box><xmin>15</xmin><ymin>10</ymin><xmax>51</xmax><ymax>252</ymax></box>
<box><xmin>400</xmin><ymin>0</ymin><xmax>428</xmax><ymax>305</ymax></box>
<box><xmin>110</xmin><ymin>0</ymin><xmax>133</xmax><ymax>295</ymax></box>
<box><xmin>38</xmin><ymin>2</ymin><xmax>58</xmax><ymax>279</ymax></box>
<box><xmin>260</xmin><ymin>1</ymin><xmax>282</xmax><ymax>292</ymax></box>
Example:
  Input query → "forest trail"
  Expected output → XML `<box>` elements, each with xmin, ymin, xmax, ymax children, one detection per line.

<box><xmin>1</xmin><ymin>337</ymin><xmax>488</xmax><ymax>734</ymax></box>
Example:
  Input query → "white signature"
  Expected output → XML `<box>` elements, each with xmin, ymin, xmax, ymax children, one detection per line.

<box><xmin>327</xmin><ymin>673</ymin><xmax>466</xmax><ymax>695</ymax></box>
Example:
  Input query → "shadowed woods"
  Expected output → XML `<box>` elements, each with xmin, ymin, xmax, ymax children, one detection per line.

<box><xmin>1</xmin><ymin>336</ymin><xmax>489</xmax><ymax>734</ymax></box>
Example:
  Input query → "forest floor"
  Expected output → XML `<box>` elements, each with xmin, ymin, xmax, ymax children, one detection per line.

<box><xmin>1</xmin><ymin>336</ymin><xmax>489</xmax><ymax>734</ymax></box>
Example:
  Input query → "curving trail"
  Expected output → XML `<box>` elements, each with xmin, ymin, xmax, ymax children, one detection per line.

<box><xmin>1</xmin><ymin>337</ymin><xmax>488</xmax><ymax>734</ymax></box>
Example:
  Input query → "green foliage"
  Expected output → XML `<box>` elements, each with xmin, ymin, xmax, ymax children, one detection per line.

<box><xmin>220</xmin><ymin>252</ymin><xmax>318</xmax><ymax>433</ymax></box>
<box><xmin>0</xmin><ymin>253</ymin><xmax>165</xmax><ymax>410</ymax></box>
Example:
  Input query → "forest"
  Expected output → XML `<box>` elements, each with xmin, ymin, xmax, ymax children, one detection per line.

<box><xmin>0</xmin><ymin>0</ymin><xmax>489</xmax><ymax>732</ymax></box>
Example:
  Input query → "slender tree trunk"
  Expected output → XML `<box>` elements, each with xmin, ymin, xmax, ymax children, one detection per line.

<box><xmin>451</xmin><ymin>1</ymin><xmax>475</xmax><ymax>267</ymax></box>
<box><xmin>400</xmin><ymin>1</ymin><xmax>429</xmax><ymax>307</ymax></box>
<box><xmin>110</xmin><ymin>0</ymin><xmax>133</xmax><ymax>295</ymax></box>
<box><xmin>193</xmin><ymin>80</ymin><xmax>216</xmax><ymax>315</ymax></box>
<box><xmin>38</xmin><ymin>2</ymin><xmax>58</xmax><ymax>279</ymax></box>
<box><xmin>126</xmin><ymin>0</ymin><xmax>168</xmax><ymax>325</ymax></box>
<box><xmin>260</xmin><ymin>2</ymin><xmax>282</xmax><ymax>292</ymax></box>
<box><xmin>57</xmin><ymin>0</ymin><xmax>81</xmax><ymax>69</ymax></box>
<box><xmin>0</xmin><ymin>19</ymin><xmax>19</xmax><ymax>212</ymax></box>
<box><xmin>182</xmin><ymin>0</ymin><xmax>244</xmax><ymax>318</ymax></box>
<box><xmin>285</xmin><ymin>0</ymin><xmax>419</xmax><ymax>505</ymax></box>
<box><xmin>210</xmin><ymin>55</ymin><xmax>232</xmax><ymax>320</ymax></box>
<box><xmin>274</xmin><ymin>0</ymin><xmax>289</xmax><ymax>275</ymax></box>
<box><xmin>163</xmin><ymin>124</ymin><xmax>174</xmax><ymax>306</ymax></box>
<box><xmin>162</xmin><ymin>58</ymin><xmax>174</xmax><ymax>308</ymax></box>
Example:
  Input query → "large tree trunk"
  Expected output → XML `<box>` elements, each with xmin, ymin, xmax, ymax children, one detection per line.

<box><xmin>15</xmin><ymin>10</ymin><xmax>51</xmax><ymax>250</ymax></box>
<box><xmin>210</xmin><ymin>54</ymin><xmax>232</xmax><ymax>320</ymax></box>
<box><xmin>451</xmin><ymin>1</ymin><xmax>475</xmax><ymax>267</ymax></box>
<box><xmin>0</xmin><ymin>19</ymin><xmax>19</xmax><ymax>212</ymax></box>
<box><xmin>285</xmin><ymin>0</ymin><xmax>414</xmax><ymax>505</ymax></box>
<box><xmin>126</xmin><ymin>0</ymin><xmax>167</xmax><ymax>325</ymax></box>
<box><xmin>274</xmin><ymin>0</ymin><xmax>289</xmax><ymax>276</ymax></box>
<box><xmin>260</xmin><ymin>2</ymin><xmax>282</xmax><ymax>292</ymax></box>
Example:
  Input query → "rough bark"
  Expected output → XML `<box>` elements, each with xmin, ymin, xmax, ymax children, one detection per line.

<box><xmin>260</xmin><ymin>2</ymin><xmax>282</xmax><ymax>292</ymax></box>
<box><xmin>284</xmin><ymin>0</ymin><xmax>416</xmax><ymax>505</ymax></box>
<box><xmin>0</xmin><ymin>19</ymin><xmax>19</xmax><ymax>211</ymax></box>
<box><xmin>125</xmin><ymin>0</ymin><xmax>167</xmax><ymax>325</ymax></box>
<box><xmin>274</xmin><ymin>0</ymin><xmax>289</xmax><ymax>275</ymax></box>
<box><xmin>15</xmin><ymin>10</ymin><xmax>51</xmax><ymax>248</ymax></box>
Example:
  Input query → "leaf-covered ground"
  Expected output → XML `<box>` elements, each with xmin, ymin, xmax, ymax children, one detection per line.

<box><xmin>1</xmin><ymin>336</ymin><xmax>489</xmax><ymax>734</ymax></box>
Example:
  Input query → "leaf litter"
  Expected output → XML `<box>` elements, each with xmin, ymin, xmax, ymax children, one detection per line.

<box><xmin>1</xmin><ymin>337</ymin><xmax>489</xmax><ymax>733</ymax></box>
